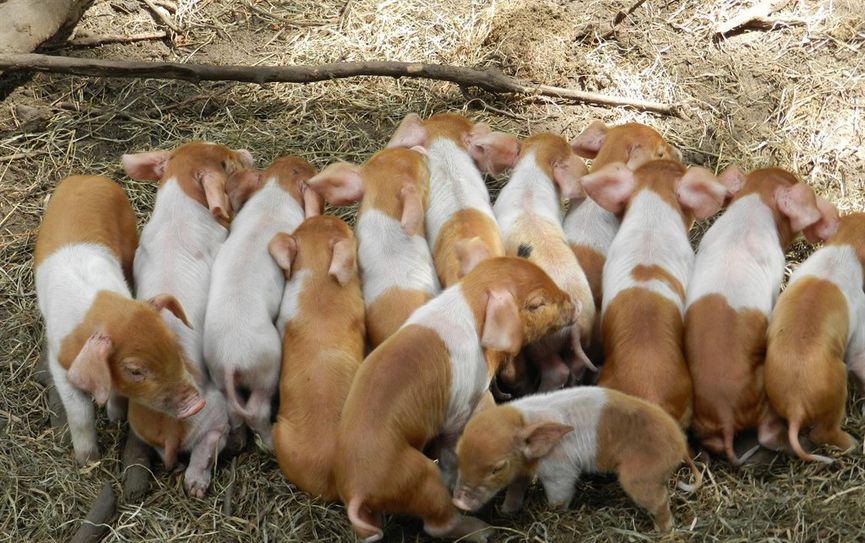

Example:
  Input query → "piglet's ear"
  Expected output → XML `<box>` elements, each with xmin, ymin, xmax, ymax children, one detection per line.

<box><xmin>148</xmin><ymin>294</ymin><xmax>192</xmax><ymax>329</ymax></box>
<box><xmin>329</xmin><ymin>236</ymin><xmax>358</xmax><ymax>286</ymax></box>
<box><xmin>553</xmin><ymin>155</ymin><xmax>588</xmax><ymax>200</ymax></box>
<box><xmin>305</xmin><ymin>162</ymin><xmax>364</xmax><ymax>206</ymax></box>
<box><xmin>235</xmin><ymin>149</ymin><xmax>255</xmax><ymax>169</ymax></box>
<box><xmin>399</xmin><ymin>184</ymin><xmax>424</xmax><ymax>237</ymax></box>
<box><xmin>67</xmin><ymin>333</ymin><xmax>114</xmax><ymax>407</ymax></box>
<box><xmin>388</xmin><ymin>113</ymin><xmax>427</xmax><ymax>148</ymax></box>
<box><xmin>268</xmin><ymin>232</ymin><xmax>297</xmax><ymax>279</ymax></box>
<box><xmin>775</xmin><ymin>183</ymin><xmax>822</xmax><ymax>234</ymax></box>
<box><xmin>303</xmin><ymin>185</ymin><xmax>324</xmax><ymax>218</ymax></box>
<box><xmin>802</xmin><ymin>196</ymin><xmax>839</xmax><ymax>243</ymax></box>
<box><xmin>466</xmin><ymin>126</ymin><xmax>521</xmax><ymax>175</ymax></box>
<box><xmin>199</xmin><ymin>170</ymin><xmax>230</xmax><ymax>223</ymax></box>
<box><xmin>580</xmin><ymin>162</ymin><xmax>636</xmax><ymax>214</ymax></box>
<box><xmin>481</xmin><ymin>288</ymin><xmax>523</xmax><ymax>355</ymax></box>
<box><xmin>225</xmin><ymin>169</ymin><xmax>262</xmax><ymax>215</ymax></box>
<box><xmin>716</xmin><ymin>164</ymin><xmax>747</xmax><ymax>201</ymax></box>
<box><xmin>677</xmin><ymin>167</ymin><xmax>727</xmax><ymax>220</ymax></box>
<box><xmin>455</xmin><ymin>236</ymin><xmax>491</xmax><ymax>280</ymax></box>
<box><xmin>570</xmin><ymin>120</ymin><xmax>608</xmax><ymax>159</ymax></box>
<box><xmin>121</xmin><ymin>151</ymin><xmax>171</xmax><ymax>181</ymax></box>
<box><xmin>520</xmin><ymin>422</ymin><xmax>574</xmax><ymax>460</ymax></box>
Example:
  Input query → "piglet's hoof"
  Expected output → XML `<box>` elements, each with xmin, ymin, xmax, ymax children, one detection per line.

<box><xmin>184</xmin><ymin>471</ymin><xmax>211</xmax><ymax>498</ymax></box>
<box><xmin>499</xmin><ymin>498</ymin><xmax>523</xmax><ymax>516</ymax></box>
<box><xmin>75</xmin><ymin>447</ymin><xmax>100</xmax><ymax>466</ymax></box>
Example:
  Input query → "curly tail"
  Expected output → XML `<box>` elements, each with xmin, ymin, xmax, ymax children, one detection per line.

<box><xmin>347</xmin><ymin>496</ymin><xmax>383</xmax><ymax>542</ymax></box>
<box><xmin>224</xmin><ymin>368</ymin><xmax>254</xmax><ymax>419</ymax></box>
<box><xmin>788</xmin><ymin>419</ymin><xmax>834</xmax><ymax>464</ymax></box>
<box><xmin>676</xmin><ymin>454</ymin><xmax>703</xmax><ymax>493</ymax></box>
<box><xmin>722</xmin><ymin>426</ymin><xmax>760</xmax><ymax>467</ymax></box>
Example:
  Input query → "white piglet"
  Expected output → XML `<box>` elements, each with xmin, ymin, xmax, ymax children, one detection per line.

<box><xmin>204</xmin><ymin>156</ymin><xmax>320</xmax><ymax>448</ymax></box>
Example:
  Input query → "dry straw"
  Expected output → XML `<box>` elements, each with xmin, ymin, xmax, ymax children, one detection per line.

<box><xmin>1</xmin><ymin>0</ymin><xmax>863</xmax><ymax>541</ymax></box>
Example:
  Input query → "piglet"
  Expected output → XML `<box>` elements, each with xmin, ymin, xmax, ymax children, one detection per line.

<box><xmin>387</xmin><ymin>113</ymin><xmax>519</xmax><ymax>286</ymax></box>
<box><xmin>123</xmin><ymin>141</ymin><xmax>253</xmax><ymax>496</ymax></box>
<box><xmin>305</xmin><ymin>147</ymin><xmax>440</xmax><ymax>347</ymax></box>
<box><xmin>204</xmin><ymin>156</ymin><xmax>319</xmax><ymax>448</ymax></box>
<box><xmin>582</xmin><ymin>159</ymin><xmax>730</xmax><ymax>427</ymax></box>
<box><xmin>685</xmin><ymin>168</ymin><xmax>839</xmax><ymax>464</ymax></box>
<box><xmin>565</xmin><ymin>121</ymin><xmax>682</xmax><ymax>314</ymax></box>
<box><xmin>35</xmin><ymin>175</ymin><xmax>203</xmax><ymax>464</ymax></box>
<box><xmin>493</xmin><ymin>133</ymin><xmax>595</xmax><ymax>391</ymax></box>
<box><xmin>765</xmin><ymin>212</ymin><xmax>865</xmax><ymax>463</ymax></box>
<box><xmin>270</xmin><ymin>216</ymin><xmax>365</xmax><ymax>500</ymax></box>
<box><xmin>452</xmin><ymin>387</ymin><xmax>701</xmax><ymax>533</ymax></box>
<box><xmin>335</xmin><ymin>257</ymin><xmax>578</xmax><ymax>542</ymax></box>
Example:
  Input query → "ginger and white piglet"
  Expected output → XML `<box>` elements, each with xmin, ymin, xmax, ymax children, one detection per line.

<box><xmin>123</xmin><ymin>142</ymin><xmax>253</xmax><ymax>496</ymax></box>
<box><xmin>335</xmin><ymin>257</ymin><xmax>579</xmax><ymax>542</ymax></box>
<box><xmin>35</xmin><ymin>176</ymin><xmax>203</xmax><ymax>464</ymax></box>
<box><xmin>387</xmin><ymin>113</ymin><xmax>520</xmax><ymax>286</ymax></box>
<box><xmin>305</xmin><ymin>147</ymin><xmax>440</xmax><ymax>347</ymax></box>
<box><xmin>685</xmin><ymin>168</ymin><xmax>839</xmax><ymax>464</ymax></box>
<box><xmin>204</xmin><ymin>156</ymin><xmax>319</xmax><ymax>448</ymax></box>
<box><xmin>452</xmin><ymin>387</ymin><xmax>701</xmax><ymax>533</ymax></box>
<box><xmin>582</xmin><ymin>159</ymin><xmax>730</xmax><ymax>427</ymax></box>
<box><xmin>270</xmin><ymin>216</ymin><xmax>365</xmax><ymax>500</ymax></box>
<box><xmin>493</xmin><ymin>133</ymin><xmax>595</xmax><ymax>391</ymax></box>
<box><xmin>765</xmin><ymin>212</ymin><xmax>865</xmax><ymax>463</ymax></box>
<box><xmin>565</xmin><ymin>121</ymin><xmax>682</xmax><ymax>313</ymax></box>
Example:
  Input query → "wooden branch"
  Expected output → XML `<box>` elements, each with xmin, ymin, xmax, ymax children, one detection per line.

<box><xmin>141</xmin><ymin>0</ymin><xmax>179</xmax><ymax>33</ymax></box>
<box><xmin>49</xmin><ymin>31</ymin><xmax>168</xmax><ymax>49</ymax></box>
<box><xmin>0</xmin><ymin>53</ymin><xmax>682</xmax><ymax>115</ymax></box>
<box><xmin>714</xmin><ymin>0</ymin><xmax>795</xmax><ymax>37</ymax></box>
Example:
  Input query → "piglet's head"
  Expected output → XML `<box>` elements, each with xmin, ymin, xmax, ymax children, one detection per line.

<box><xmin>571</xmin><ymin>121</ymin><xmax>682</xmax><ymax>170</ymax></box>
<box><xmin>581</xmin><ymin>160</ymin><xmax>731</xmax><ymax>226</ymax></box>
<box><xmin>520</xmin><ymin>133</ymin><xmax>588</xmax><ymax>200</ymax></box>
<box><xmin>61</xmin><ymin>291</ymin><xmax>204</xmax><ymax>419</ymax></box>
<box><xmin>122</xmin><ymin>141</ymin><xmax>255</xmax><ymax>226</ymax></box>
<box><xmin>268</xmin><ymin>215</ymin><xmax>358</xmax><ymax>287</ymax></box>
<box><xmin>462</xmin><ymin>257</ymin><xmax>578</xmax><ymax>359</ymax></box>
<box><xmin>453</xmin><ymin>404</ymin><xmax>573</xmax><ymax>512</ymax></box>
<box><xmin>387</xmin><ymin>112</ymin><xmax>520</xmax><ymax>175</ymax></box>
<box><xmin>261</xmin><ymin>156</ymin><xmax>321</xmax><ymax>218</ymax></box>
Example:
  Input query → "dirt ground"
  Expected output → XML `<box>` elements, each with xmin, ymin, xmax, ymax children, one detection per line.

<box><xmin>1</xmin><ymin>0</ymin><xmax>864</xmax><ymax>541</ymax></box>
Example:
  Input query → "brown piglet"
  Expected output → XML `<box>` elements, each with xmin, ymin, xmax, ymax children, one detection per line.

<box><xmin>270</xmin><ymin>215</ymin><xmax>365</xmax><ymax>500</ymax></box>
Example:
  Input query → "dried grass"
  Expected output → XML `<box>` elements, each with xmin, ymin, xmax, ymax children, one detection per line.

<box><xmin>1</xmin><ymin>0</ymin><xmax>864</xmax><ymax>541</ymax></box>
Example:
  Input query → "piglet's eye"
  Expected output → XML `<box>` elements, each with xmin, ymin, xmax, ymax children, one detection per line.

<box><xmin>491</xmin><ymin>460</ymin><xmax>508</xmax><ymax>474</ymax></box>
<box><xmin>527</xmin><ymin>300</ymin><xmax>546</xmax><ymax>312</ymax></box>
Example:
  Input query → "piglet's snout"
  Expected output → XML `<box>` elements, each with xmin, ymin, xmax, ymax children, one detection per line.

<box><xmin>452</xmin><ymin>485</ymin><xmax>481</xmax><ymax>512</ymax></box>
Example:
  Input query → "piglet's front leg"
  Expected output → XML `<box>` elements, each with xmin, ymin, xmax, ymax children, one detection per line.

<box><xmin>184</xmin><ymin>429</ymin><xmax>226</xmax><ymax>498</ymax></box>
<box><xmin>500</xmin><ymin>474</ymin><xmax>530</xmax><ymax>515</ymax></box>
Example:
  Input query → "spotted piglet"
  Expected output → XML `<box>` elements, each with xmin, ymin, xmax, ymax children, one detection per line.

<box><xmin>270</xmin><ymin>216</ymin><xmax>365</xmax><ymax>500</ymax></box>
<box><xmin>765</xmin><ymin>212</ymin><xmax>865</xmax><ymax>463</ymax></box>
<box><xmin>305</xmin><ymin>147</ymin><xmax>440</xmax><ymax>347</ymax></box>
<box><xmin>335</xmin><ymin>257</ymin><xmax>578</xmax><ymax>542</ymax></box>
<box><xmin>387</xmin><ymin>113</ymin><xmax>520</xmax><ymax>286</ymax></box>
<box><xmin>685</xmin><ymin>168</ymin><xmax>839</xmax><ymax>464</ymax></box>
<box><xmin>122</xmin><ymin>141</ymin><xmax>254</xmax><ymax>496</ymax></box>
<box><xmin>453</xmin><ymin>387</ymin><xmax>701</xmax><ymax>533</ymax></box>
<box><xmin>582</xmin><ymin>159</ymin><xmax>730</xmax><ymax>427</ymax></box>
<box><xmin>204</xmin><ymin>157</ymin><xmax>319</xmax><ymax>448</ymax></box>
<box><xmin>493</xmin><ymin>133</ymin><xmax>595</xmax><ymax>391</ymax></box>
<box><xmin>35</xmin><ymin>176</ymin><xmax>203</xmax><ymax>464</ymax></box>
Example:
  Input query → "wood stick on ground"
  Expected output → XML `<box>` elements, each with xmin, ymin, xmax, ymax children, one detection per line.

<box><xmin>141</xmin><ymin>0</ymin><xmax>179</xmax><ymax>33</ymax></box>
<box><xmin>69</xmin><ymin>482</ymin><xmax>116</xmax><ymax>543</ymax></box>
<box><xmin>601</xmin><ymin>0</ymin><xmax>648</xmax><ymax>39</ymax></box>
<box><xmin>714</xmin><ymin>0</ymin><xmax>792</xmax><ymax>37</ymax></box>
<box><xmin>60</xmin><ymin>31</ymin><xmax>168</xmax><ymax>48</ymax></box>
<box><xmin>0</xmin><ymin>53</ymin><xmax>682</xmax><ymax>116</ymax></box>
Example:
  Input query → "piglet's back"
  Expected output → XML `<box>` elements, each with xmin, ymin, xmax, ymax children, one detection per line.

<box><xmin>35</xmin><ymin>176</ymin><xmax>138</xmax><ymax>279</ymax></box>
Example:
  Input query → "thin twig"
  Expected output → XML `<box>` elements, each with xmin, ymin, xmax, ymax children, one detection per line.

<box><xmin>0</xmin><ymin>53</ymin><xmax>683</xmax><ymax>115</ymax></box>
<box><xmin>141</xmin><ymin>0</ymin><xmax>179</xmax><ymax>33</ymax></box>
<box><xmin>55</xmin><ymin>31</ymin><xmax>168</xmax><ymax>48</ymax></box>
<box><xmin>601</xmin><ymin>0</ymin><xmax>648</xmax><ymax>39</ymax></box>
